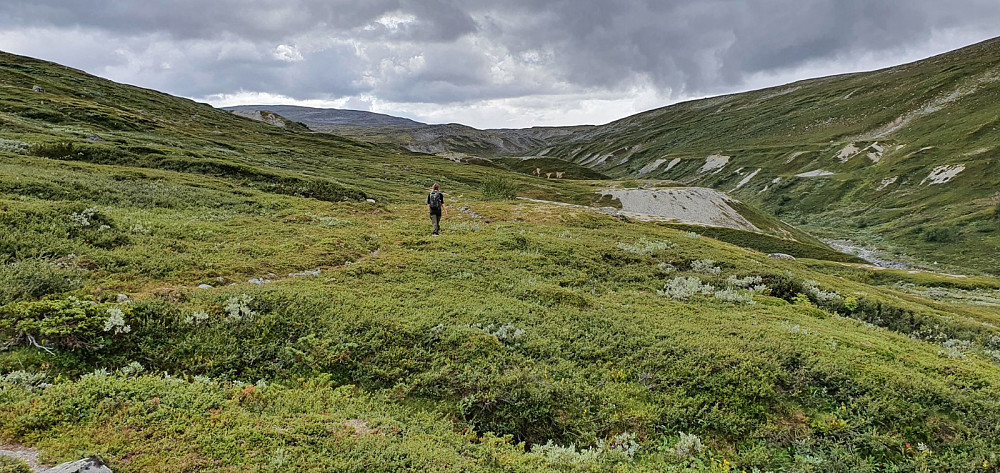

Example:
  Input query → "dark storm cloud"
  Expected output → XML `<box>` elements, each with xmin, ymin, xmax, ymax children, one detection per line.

<box><xmin>0</xmin><ymin>1</ymin><xmax>394</xmax><ymax>41</ymax></box>
<box><xmin>0</xmin><ymin>0</ymin><xmax>475</xmax><ymax>42</ymax></box>
<box><xmin>162</xmin><ymin>40</ymin><xmax>366</xmax><ymax>99</ymax></box>
<box><xmin>488</xmin><ymin>0</ymin><xmax>737</xmax><ymax>92</ymax></box>
<box><xmin>469</xmin><ymin>0</ymin><xmax>1000</xmax><ymax>94</ymax></box>
<box><xmin>1</xmin><ymin>0</ymin><xmax>999</xmax><ymax>126</ymax></box>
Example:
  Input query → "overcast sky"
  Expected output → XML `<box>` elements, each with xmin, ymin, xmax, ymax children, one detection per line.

<box><xmin>2</xmin><ymin>1</ymin><xmax>1000</xmax><ymax>129</ymax></box>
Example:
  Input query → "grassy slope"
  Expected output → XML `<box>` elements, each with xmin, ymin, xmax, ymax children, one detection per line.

<box><xmin>542</xmin><ymin>37</ymin><xmax>1000</xmax><ymax>275</ymax></box>
<box><xmin>300</xmin><ymin>123</ymin><xmax>549</xmax><ymax>156</ymax></box>
<box><xmin>2</xmin><ymin>52</ymin><xmax>1000</xmax><ymax>472</ymax></box>
<box><xmin>493</xmin><ymin>157</ymin><xmax>609</xmax><ymax>180</ymax></box>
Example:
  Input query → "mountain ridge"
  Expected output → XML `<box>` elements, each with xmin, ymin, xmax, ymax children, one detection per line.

<box><xmin>537</xmin><ymin>36</ymin><xmax>1000</xmax><ymax>273</ymax></box>
<box><xmin>223</xmin><ymin>104</ymin><xmax>426</xmax><ymax>129</ymax></box>
<box><xmin>222</xmin><ymin>103</ymin><xmax>593</xmax><ymax>156</ymax></box>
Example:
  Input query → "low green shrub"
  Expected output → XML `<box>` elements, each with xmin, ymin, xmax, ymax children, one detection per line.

<box><xmin>0</xmin><ymin>456</ymin><xmax>32</xmax><ymax>473</ymax></box>
<box><xmin>0</xmin><ymin>298</ymin><xmax>129</xmax><ymax>352</ymax></box>
<box><xmin>922</xmin><ymin>226</ymin><xmax>961</xmax><ymax>243</ymax></box>
<box><xmin>65</xmin><ymin>206</ymin><xmax>130</xmax><ymax>250</ymax></box>
<box><xmin>30</xmin><ymin>141</ymin><xmax>77</xmax><ymax>159</ymax></box>
<box><xmin>480</xmin><ymin>176</ymin><xmax>517</xmax><ymax>200</ymax></box>
<box><xmin>0</xmin><ymin>260</ymin><xmax>81</xmax><ymax>305</ymax></box>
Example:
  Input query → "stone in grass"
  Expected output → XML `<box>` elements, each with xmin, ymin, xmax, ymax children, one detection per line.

<box><xmin>768</xmin><ymin>253</ymin><xmax>796</xmax><ymax>260</ymax></box>
<box><xmin>31</xmin><ymin>85</ymin><xmax>45</xmax><ymax>93</ymax></box>
<box><xmin>46</xmin><ymin>457</ymin><xmax>112</xmax><ymax>473</ymax></box>
<box><xmin>116</xmin><ymin>294</ymin><xmax>130</xmax><ymax>303</ymax></box>
<box><xmin>365</xmin><ymin>198</ymin><xmax>376</xmax><ymax>204</ymax></box>
<box><xmin>197</xmin><ymin>284</ymin><xmax>213</xmax><ymax>290</ymax></box>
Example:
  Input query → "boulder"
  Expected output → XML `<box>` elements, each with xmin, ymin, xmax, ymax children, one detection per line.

<box><xmin>767</xmin><ymin>253</ymin><xmax>796</xmax><ymax>260</ymax></box>
<box><xmin>197</xmin><ymin>284</ymin><xmax>213</xmax><ymax>289</ymax></box>
<box><xmin>31</xmin><ymin>85</ymin><xmax>45</xmax><ymax>93</ymax></box>
<box><xmin>45</xmin><ymin>457</ymin><xmax>112</xmax><ymax>473</ymax></box>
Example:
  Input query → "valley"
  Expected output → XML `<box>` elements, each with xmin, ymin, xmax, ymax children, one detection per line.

<box><xmin>1</xmin><ymin>38</ymin><xmax>1000</xmax><ymax>472</ymax></box>
<box><xmin>233</xmin><ymin>38</ymin><xmax>1000</xmax><ymax>276</ymax></box>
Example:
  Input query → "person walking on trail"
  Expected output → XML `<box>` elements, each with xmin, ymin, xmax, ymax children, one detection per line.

<box><xmin>427</xmin><ymin>183</ymin><xmax>446</xmax><ymax>235</ymax></box>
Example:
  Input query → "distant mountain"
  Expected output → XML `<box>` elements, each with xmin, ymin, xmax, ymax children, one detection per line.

<box><xmin>224</xmin><ymin>104</ymin><xmax>593</xmax><ymax>156</ymax></box>
<box><xmin>223</xmin><ymin>104</ymin><xmax>425</xmax><ymax>129</ymax></box>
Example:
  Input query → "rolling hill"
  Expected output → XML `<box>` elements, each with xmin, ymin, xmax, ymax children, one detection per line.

<box><xmin>224</xmin><ymin>104</ymin><xmax>425</xmax><ymax>129</ymax></box>
<box><xmin>537</xmin><ymin>37</ymin><xmax>1000</xmax><ymax>275</ymax></box>
<box><xmin>2</xmin><ymin>48</ymin><xmax>1000</xmax><ymax>473</ymax></box>
<box><xmin>224</xmin><ymin>103</ymin><xmax>592</xmax><ymax>156</ymax></box>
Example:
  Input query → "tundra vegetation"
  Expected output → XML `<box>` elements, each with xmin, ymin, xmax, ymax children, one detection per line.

<box><xmin>538</xmin><ymin>38</ymin><xmax>1000</xmax><ymax>275</ymax></box>
<box><xmin>1</xmin><ymin>50</ymin><xmax>1000</xmax><ymax>473</ymax></box>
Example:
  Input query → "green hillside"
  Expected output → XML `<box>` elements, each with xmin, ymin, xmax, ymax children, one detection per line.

<box><xmin>3</xmin><ymin>51</ymin><xmax>1000</xmax><ymax>472</ymax></box>
<box><xmin>541</xmin><ymin>37</ymin><xmax>1000</xmax><ymax>275</ymax></box>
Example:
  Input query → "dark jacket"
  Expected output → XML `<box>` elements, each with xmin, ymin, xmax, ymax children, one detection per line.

<box><xmin>427</xmin><ymin>191</ymin><xmax>444</xmax><ymax>214</ymax></box>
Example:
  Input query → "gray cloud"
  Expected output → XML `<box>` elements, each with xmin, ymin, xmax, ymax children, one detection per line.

<box><xmin>0</xmin><ymin>1</ymin><xmax>396</xmax><ymax>41</ymax></box>
<box><xmin>1</xmin><ymin>0</ymin><xmax>1000</xmax><ymax>127</ymax></box>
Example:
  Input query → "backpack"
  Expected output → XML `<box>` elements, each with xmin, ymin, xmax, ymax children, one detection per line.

<box><xmin>429</xmin><ymin>191</ymin><xmax>442</xmax><ymax>211</ymax></box>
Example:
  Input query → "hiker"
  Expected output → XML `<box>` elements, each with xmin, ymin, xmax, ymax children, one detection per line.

<box><xmin>427</xmin><ymin>183</ymin><xmax>446</xmax><ymax>235</ymax></box>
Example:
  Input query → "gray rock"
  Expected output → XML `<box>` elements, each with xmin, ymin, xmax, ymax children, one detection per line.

<box><xmin>767</xmin><ymin>253</ymin><xmax>796</xmax><ymax>260</ymax></box>
<box><xmin>45</xmin><ymin>457</ymin><xmax>111</xmax><ymax>473</ymax></box>
<box><xmin>31</xmin><ymin>85</ymin><xmax>45</xmax><ymax>93</ymax></box>
<box><xmin>457</xmin><ymin>205</ymin><xmax>484</xmax><ymax>219</ymax></box>
<box><xmin>288</xmin><ymin>269</ymin><xmax>321</xmax><ymax>278</ymax></box>
<box><xmin>115</xmin><ymin>294</ymin><xmax>130</xmax><ymax>303</ymax></box>
<box><xmin>365</xmin><ymin>198</ymin><xmax>376</xmax><ymax>204</ymax></box>
<box><xmin>197</xmin><ymin>283</ymin><xmax>213</xmax><ymax>289</ymax></box>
